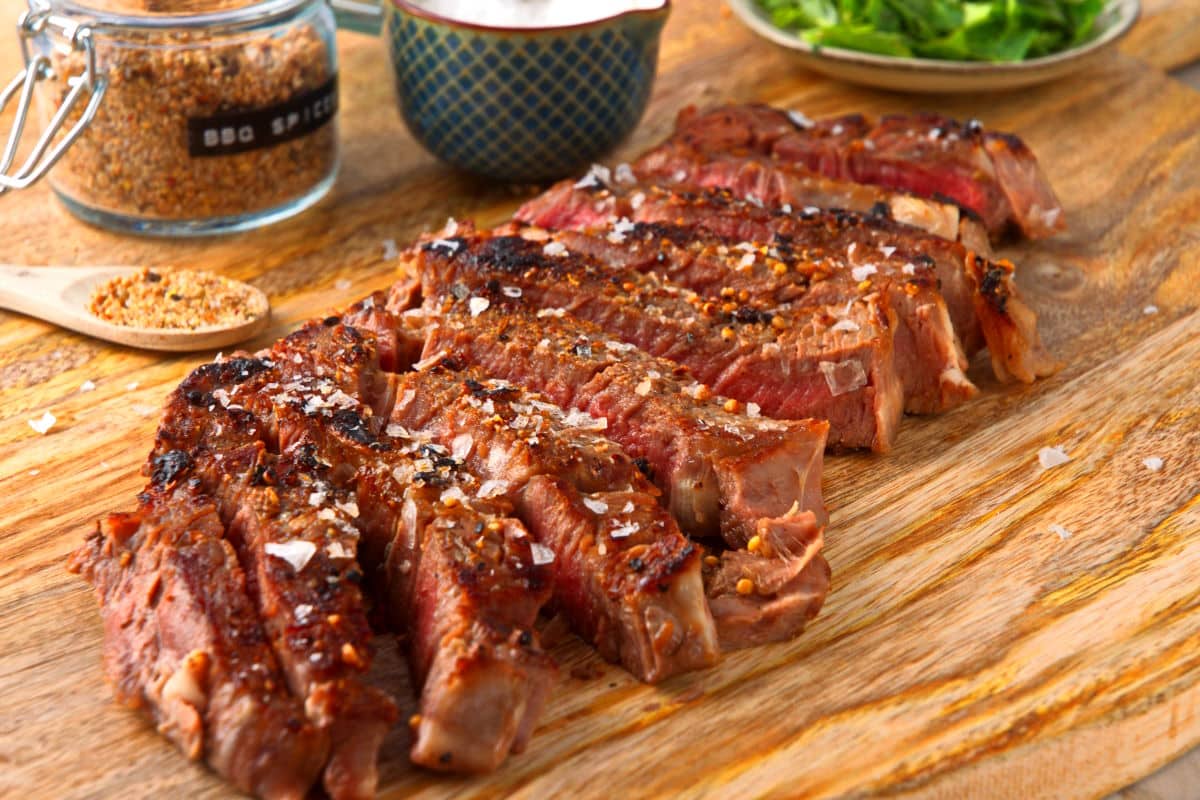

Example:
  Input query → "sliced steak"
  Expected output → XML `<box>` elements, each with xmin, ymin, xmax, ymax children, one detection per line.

<box><xmin>252</xmin><ymin>321</ymin><xmax>558</xmax><ymax>773</ymax></box>
<box><xmin>630</xmin><ymin>135</ymin><xmax>989</xmax><ymax>252</ymax></box>
<box><xmin>409</xmin><ymin>295</ymin><xmax>832</xmax><ymax>647</ymax></box>
<box><xmin>658</xmin><ymin>104</ymin><xmax>1064</xmax><ymax>239</ymax></box>
<box><xmin>516</xmin><ymin>184</ymin><xmax>1056</xmax><ymax>384</ymax></box>
<box><xmin>154</xmin><ymin>360</ymin><xmax>398</xmax><ymax>800</ymax></box>
<box><xmin>68</xmin><ymin>487</ymin><xmax>328</xmax><ymax>800</ymax></box>
<box><xmin>408</xmin><ymin>232</ymin><xmax>902</xmax><ymax>451</ymax></box>
<box><xmin>385</xmin><ymin>361</ymin><xmax>718</xmax><ymax>682</ymax></box>
<box><xmin>701</xmin><ymin>513</ymin><xmax>830</xmax><ymax>650</ymax></box>
<box><xmin>410</xmin><ymin>289</ymin><xmax>830</xmax><ymax>540</ymax></box>
<box><xmin>518</xmin><ymin>220</ymin><xmax>975</xmax><ymax>415</ymax></box>
<box><xmin>770</xmin><ymin>109</ymin><xmax>1065</xmax><ymax>239</ymax></box>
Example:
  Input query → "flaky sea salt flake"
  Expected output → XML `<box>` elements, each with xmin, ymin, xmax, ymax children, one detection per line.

<box><xmin>265</xmin><ymin>540</ymin><xmax>317</xmax><ymax>572</ymax></box>
<box><xmin>530</xmin><ymin>543</ymin><xmax>556</xmax><ymax>565</ymax></box>
<box><xmin>1049</xmin><ymin>523</ymin><xmax>1072</xmax><ymax>540</ymax></box>
<box><xmin>468</xmin><ymin>297</ymin><xmax>490</xmax><ymax>317</ymax></box>
<box><xmin>28</xmin><ymin>411</ymin><xmax>56</xmax><ymax>434</ymax></box>
<box><xmin>1038</xmin><ymin>446</ymin><xmax>1071</xmax><ymax>469</ymax></box>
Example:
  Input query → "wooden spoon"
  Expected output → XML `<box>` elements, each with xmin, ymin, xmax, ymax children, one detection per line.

<box><xmin>0</xmin><ymin>265</ymin><xmax>271</xmax><ymax>352</ymax></box>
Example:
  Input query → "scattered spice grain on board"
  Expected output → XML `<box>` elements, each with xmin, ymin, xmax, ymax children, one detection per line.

<box><xmin>89</xmin><ymin>268</ymin><xmax>264</xmax><ymax>329</ymax></box>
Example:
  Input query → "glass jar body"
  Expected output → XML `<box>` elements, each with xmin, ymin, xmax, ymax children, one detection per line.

<box><xmin>30</xmin><ymin>0</ymin><xmax>339</xmax><ymax>236</ymax></box>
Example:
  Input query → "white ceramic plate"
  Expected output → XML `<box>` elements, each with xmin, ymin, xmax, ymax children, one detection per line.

<box><xmin>728</xmin><ymin>0</ymin><xmax>1140</xmax><ymax>93</ymax></box>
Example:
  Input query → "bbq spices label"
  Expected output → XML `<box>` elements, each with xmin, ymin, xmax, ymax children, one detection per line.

<box><xmin>186</xmin><ymin>76</ymin><xmax>339</xmax><ymax>158</ymax></box>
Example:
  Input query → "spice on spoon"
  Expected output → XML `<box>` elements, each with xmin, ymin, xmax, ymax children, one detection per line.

<box><xmin>89</xmin><ymin>268</ymin><xmax>266</xmax><ymax>329</ymax></box>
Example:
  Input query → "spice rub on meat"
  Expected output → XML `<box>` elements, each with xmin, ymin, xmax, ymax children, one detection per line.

<box><xmin>408</xmin><ymin>231</ymin><xmax>901</xmax><ymax>451</ymax></box>
<box><xmin>71</xmin><ymin>102</ymin><xmax>1062</xmax><ymax>798</ymax></box>
<box><xmin>516</xmin><ymin>182</ymin><xmax>1056</xmax><ymax>385</ymax></box>
<box><xmin>657</xmin><ymin>104</ymin><xmax>1066</xmax><ymax>241</ymax></box>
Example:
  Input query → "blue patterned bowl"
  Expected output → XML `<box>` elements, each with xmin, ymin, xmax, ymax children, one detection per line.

<box><xmin>384</xmin><ymin>1</ymin><xmax>670</xmax><ymax>182</ymax></box>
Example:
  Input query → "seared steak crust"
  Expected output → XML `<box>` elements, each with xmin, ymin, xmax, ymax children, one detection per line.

<box><xmin>663</xmin><ymin>104</ymin><xmax>1066</xmax><ymax>240</ymax></box>
<box><xmin>412</xmin><ymin>288</ymin><xmax>830</xmax><ymax>542</ymax></box>
<box><xmin>516</xmin><ymin>183</ymin><xmax>1055</xmax><ymax>384</ymax></box>
<box><xmin>521</xmin><ymin>220</ymin><xmax>975</xmax><ymax>415</ymax></box>
<box><xmin>245</xmin><ymin>320</ymin><xmax>559</xmax><ymax>774</ymax></box>
<box><xmin>67</xmin><ymin>488</ymin><xmax>328</xmax><ymax>800</ymax></box>
<box><xmin>632</xmin><ymin>129</ymin><xmax>989</xmax><ymax>251</ymax></box>
<box><xmin>152</xmin><ymin>351</ymin><xmax>398</xmax><ymax>800</ymax></box>
<box><xmin>408</xmin><ymin>232</ymin><xmax>902</xmax><ymax>451</ymax></box>
<box><xmin>387</xmin><ymin>361</ymin><xmax>719</xmax><ymax>682</ymax></box>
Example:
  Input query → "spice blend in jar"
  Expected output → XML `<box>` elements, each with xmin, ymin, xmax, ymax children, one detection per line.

<box><xmin>89</xmin><ymin>267</ymin><xmax>266</xmax><ymax>329</ymax></box>
<box><xmin>24</xmin><ymin>0</ymin><xmax>339</xmax><ymax>234</ymax></box>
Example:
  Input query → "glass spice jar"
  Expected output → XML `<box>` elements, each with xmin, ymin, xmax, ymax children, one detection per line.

<box><xmin>0</xmin><ymin>0</ymin><xmax>370</xmax><ymax>235</ymax></box>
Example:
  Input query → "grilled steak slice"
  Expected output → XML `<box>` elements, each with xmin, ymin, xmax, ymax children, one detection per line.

<box><xmin>518</xmin><ymin>221</ymin><xmax>975</xmax><ymax>415</ymax></box>
<box><xmin>408</xmin><ymin>232</ymin><xmax>903</xmax><ymax>450</ymax></box>
<box><xmin>630</xmin><ymin>134</ymin><xmax>989</xmax><ymax>252</ymax></box>
<box><xmin>663</xmin><ymin>104</ymin><xmax>1065</xmax><ymax>239</ymax></box>
<box><xmin>778</xmin><ymin>111</ymin><xmax>1063</xmax><ymax>239</ymax></box>
<box><xmin>410</xmin><ymin>297</ymin><xmax>832</xmax><ymax>648</ymax></box>
<box><xmin>385</xmin><ymin>361</ymin><xmax>718</xmax><ymax>682</ymax></box>
<box><xmin>516</xmin><ymin>183</ymin><xmax>1056</xmax><ymax>384</ymax></box>
<box><xmin>262</xmin><ymin>321</ymin><xmax>558</xmax><ymax>772</ymax></box>
<box><xmin>701</xmin><ymin>514</ymin><xmax>830</xmax><ymax>649</ymax></box>
<box><xmin>68</xmin><ymin>487</ymin><xmax>327</xmax><ymax>800</ymax></box>
<box><xmin>153</xmin><ymin>361</ymin><xmax>397</xmax><ymax>800</ymax></box>
<box><xmin>412</xmin><ymin>290</ymin><xmax>830</xmax><ymax>542</ymax></box>
<box><xmin>294</xmin><ymin>420</ymin><xmax>557</xmax><ymax>773</ymax></box>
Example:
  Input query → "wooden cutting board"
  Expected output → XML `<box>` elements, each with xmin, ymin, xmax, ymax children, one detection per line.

<box><xmin>1</xmin><ymin>2</ymin><xmax>1198</xmax><ymax>798</ymax></box>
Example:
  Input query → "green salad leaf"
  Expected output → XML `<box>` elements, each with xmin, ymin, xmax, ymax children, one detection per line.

<box><xmin>757</xmin><ymin>0</ymin><xmax>1108</xmax><ymax>61</ymax></box>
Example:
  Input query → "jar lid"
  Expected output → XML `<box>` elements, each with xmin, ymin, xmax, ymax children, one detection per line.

<box><xmin>40</xmin><ymin>0</ymin><xmax>316</xmax><ymax>29</ymax></box>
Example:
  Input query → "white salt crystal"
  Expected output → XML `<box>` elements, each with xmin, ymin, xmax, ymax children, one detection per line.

<box><xmin>787</xmin><ymin>109</ymin><xmax>814</xmax><ymax>128</ymax></box>
<box><xmin>79</xmin><ymin>380</ymin><xmax>96</xmax><ymax>392</ymax></box>
<box><xmin>477</xmin><ymin>479</ymin><xmax>508</xmax><ymax>498</ymax></box>
<box><xmin>1143</xmin><ymin>305</ymin><xmax>1158</xmax><ymax>315</ymax></box>
<box><xmin>851</xmin><ymin>264</ymin><xmax>877</xmax><ymax>282</ymax></box>
<box><xmin>28</xmin><ymin>411</ymin><xmax>56</xmax><ymax>434</ymax></box>
<box><xmin>1038</xmin><ymin>446</ymin><xmax>1071</xmax><ymax>469</ymax></box>
<box><xmin>451</xmin><ymin>433</ymin><xmax>473</xmax><ymax>460</ymax></box>
<box><xmin>530</xmin><ymin>542</ymin><xmax>555</xmax><ymax>565</ymax></box>
<box><xmin>583</xmin><ymin>498</ymin><xmax>609</xmax><ymax>515</ymax></box>
<box><xmin>574</xmin><ymin>164</ymin><xmax>612</xmax><ymax>189</ymax></box>
<box><xmin>830</xmin><ymin>319</ymin><xmax>861</xmax><ymax>333</ymax></box>
<box><xmin>265</xmin><ymin>540</ymin><xmax>317</xmax><ymax>572</ymax></box>
<box><xmin>610</xmin><ymin>522</ymin><xmax>639</xmax><ymax>539</ymax></box>
<box><xmin>468</xmin><ymin>297</ymin><xmax>490</xmax><ymax>317</ymax></box>
<box><xmin>1143</xmin><ymin>456</ymin><xmax>1164</xmax><ymax>472</ymax></box>
<box><xmin>818</xmin><ymin>360</ymin><xmax>867</xmax><ymax>397</ymax></box>
<box><xmin>1049</xmin><ymin>523</ymin><xmax>1072</xmax><ymax>540</ymax></box>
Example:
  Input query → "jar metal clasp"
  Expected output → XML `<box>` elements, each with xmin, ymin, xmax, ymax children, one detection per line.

<box><xmin>0</xmin><ymin>2</ymin><xmax>108</xmax><ymax>193</ymax></box>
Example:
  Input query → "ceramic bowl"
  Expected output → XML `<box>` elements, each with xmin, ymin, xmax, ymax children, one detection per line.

<box><xmin>728</xmin><ymin>0</ymin><xmax>1139</xmax><ymax>93</ymax></box>
<box><xmin>384</xmin><ymin>1</ymin><xmax>670</xmax><ymax>182</ymax></box>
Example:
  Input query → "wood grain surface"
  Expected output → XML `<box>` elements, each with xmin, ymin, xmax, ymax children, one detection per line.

<box><xmin>1</xmin><ymin>2</ymin><xmax>1198</xmax><ymax>798</ymax></box>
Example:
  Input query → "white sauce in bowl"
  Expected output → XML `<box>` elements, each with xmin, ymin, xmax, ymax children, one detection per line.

<box><xmin>407</xmin><ymin>0</ymin><xmax>666</xmax><ymax>28</ymax></box>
